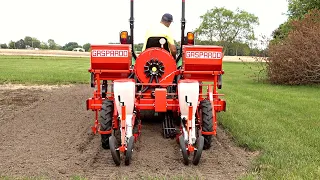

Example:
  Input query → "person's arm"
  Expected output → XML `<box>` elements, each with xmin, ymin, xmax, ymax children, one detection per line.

<box><xmin>169</xmin><ymin>43</ymin><xmax>177</xmax><ymax>58</ymax></box>
<box><xmin>166</xmin><ymin>30</ymin><xmax>177</xmax><ymax>58</ymax></box>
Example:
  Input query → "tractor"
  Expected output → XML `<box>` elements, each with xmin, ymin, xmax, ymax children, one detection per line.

<box><xmin>86</xmin><ymin>0</ymin><xmax>226</xmax><ymax>166</ymax></box>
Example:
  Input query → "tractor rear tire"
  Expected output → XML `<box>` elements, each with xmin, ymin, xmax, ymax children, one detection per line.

<box><xmin>100</xmin><ymin>99</ymin><xmax>114</xmax><ymax>149</ymax></box>
<box><xmin>200</xmin><ymin>100</ymin><xmax>213</xmax><ymax>150</ymax></box>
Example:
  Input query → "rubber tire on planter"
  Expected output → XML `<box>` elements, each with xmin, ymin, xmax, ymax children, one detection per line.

<box><xmin>100</xmin><ymin>99</ymin><xmax>114</xmax><ymax>149</ymax></box>
<box><xmin>109</xmin><ymin>135</ymin><xmax>120</xmax><ymax>166</ymax></box>
<box><xmin>179</xmin><ymin>135</ymin><xmax>189</xmax><ymax>165</ymax></box>
<box><xmin>125</xmin><ymin>136</ymin><xmax>135</xmax><ymax>166</ymax></box>
<box><xmin>200</xmin><ymin>100</ymin><xmax>213</xmax><ymax>150</ymax></box>
<box><xmin>192</xmin><ymin>135</ymin><xmax>204</xmax><ymax>165</ymax></box>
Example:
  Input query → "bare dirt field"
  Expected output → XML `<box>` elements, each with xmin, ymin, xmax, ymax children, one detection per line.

<box><xmin>0</xmin><ymin>49</ymin><xmax>257</xmax><ymax>62</ymax></box>
<box><xmin>0</xmin><ymin>84</ymin><xmax>257</xmax><ymax>180</ymax></box>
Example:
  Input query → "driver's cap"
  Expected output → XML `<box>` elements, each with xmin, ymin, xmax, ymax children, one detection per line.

<box><xmin>162</xmin><ymin>13</ymin><xmax>173</xmax><ymax>22</ymax></box>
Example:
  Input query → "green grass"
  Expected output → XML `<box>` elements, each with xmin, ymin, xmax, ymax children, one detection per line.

<box><xmin>1</xmin><ymin>55</ymin><xmax>319</xmax><ymax>179</ymax></box>
<box><xmin>218</xmin><ymin>62</ymin><xmax>320</xmax><ymax>179</ymax></box>
<box><xmin>0</xmin><ymin>55</ymin><xmax>90</xmax><ymax>85</ymax></box>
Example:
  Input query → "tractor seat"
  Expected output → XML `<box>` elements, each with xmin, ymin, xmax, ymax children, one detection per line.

<box><xmin>145</xmin><ymin>37</ymin><xmax>170</xmax><ymax>53</ymax></box>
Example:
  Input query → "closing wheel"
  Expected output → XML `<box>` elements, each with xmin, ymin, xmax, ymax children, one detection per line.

<box><xmin>109</xmin><ymin>135</ymin><xmax>120</xmax><ymax>166</ymax></box>
<box><xmin>125</xmin><ymin>136</ymin><xmax>135</xmax><ymax>166</ymax></box>
<box><xmin>192</xmin><ymin>136</ymin><xmax>204</xmax><ymax>165</ymax></box>
<box><xmin>179</xmin><ymin>135</ymin><xmax>189</xmax><ymax>165</ymax></box>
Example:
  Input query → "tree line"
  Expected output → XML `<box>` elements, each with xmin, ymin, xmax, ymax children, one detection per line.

<box><xmin>0</xmin><ymin>6</ymin><xmax>263</xmax><ymax>57</ymax></box>
<box><xmin>0</xmin><ymin>36</ymin><xmax>91</xmax><ymax>52</ymax></box>
<box><xmin>194</xmin><ymin>7</ymin><xmax>261</xmax><ymax>56</ymax></box>
<box><xmin>132</xmin><ymin>41</ymin><xmax>263</xmax><ymax>56</ymax></box>
<box><xmin>264</xmin><ymin>0</ymin><xmax>320</xmax><ymax>85</ymax></box>
<box><xmin>271</xmin><ymin>0</ymin><xmax>320</xmax><ymax>42</ymax></box>
<box><xmin>0</xmin><ymin>6</ymin><xmax>275</xmax><ymax>57</ymax></box>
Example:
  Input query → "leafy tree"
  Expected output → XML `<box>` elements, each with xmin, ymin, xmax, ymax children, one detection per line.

<box><xmin>229</xmin><ymin>41</ymin><xmax>251</xmax><ymax>56</ymax></box>
<box><xmin>195</xmin><ymin>7</ymin><xmax>259</xmax><ymax>53</ymax></box>
<box><xmin>195</xmin><ymin>39</ymin><xmax>221</xmax><ymax>46</ymax></box>
<box><xmin>271</xmin><ymin>0</ymin><xmax>320</xmax><ymax>43</ymax></box>
<box><xmin>40</xmin><ymin>42</ymin><xmax>49</xmax><ymax>49</ymax></box>
<box><xmin>24</xmin><ymin>36</ymin><xmax>33</xmax><ymax>47</ymax></box>
<box><xmin>134</xmin><ymin>43</ymin><xmax>143</xmax><ymax>52</ymax></box>
<box><xmin>0</xmin><ymin>44</ymin><xmax>8</xmax><ymax>49</ymax></box>
<box><xmin>287</xmin><ymin>0</ymin><xmax>320</xmax><ymax>19</ymax></box>
<box><xmin>24</xmin><ymin>36</ymin><xmax>40</xmax><ymax>48</ymax></box>
<box><xmin>48</xmin><ymin>39</ymin><xmax>60</xmax><ymax>50</ymax></box>
<box><xmin>8</xmin><ymin>41</ymin><xmax>15</xmax><ymax>49</ymax></box>
<box><xmin>15</xmin><ymin>39</ymin><xmax>26</xmax><ymax>49</ymax></box>
<box><xmin>63</xmin><ymin>42</ymin><xmax>81</xmax><ymax>51</ymax></box>
<box><xmin>32</xmin><ymin>38</ymin><xmax>40</xmax><ymax>48</ymax></box>
<box><xmin>271</xmin><ymin>21</ymin><xmax>293</xmax><ymax>42</ymax></box>
<box><xmin>83</xmin><ymin>43</ymin><xmax>91</xmax><ymax>52</ymax></box>
<box><xmin>250</xmin><ymin>48</ymin><xmax>265</xmax><ymax>56</ymax></box>
<box><xmin>195</xmin><ymin>39</ymin><xmax>253</xmax><ymax>56</ymax></box>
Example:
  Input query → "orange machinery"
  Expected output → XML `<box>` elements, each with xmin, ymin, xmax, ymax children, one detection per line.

<box><xmin>86</xmin><ymin>0</ymin><xmax>226</xmax><ymax>166</ymax></box>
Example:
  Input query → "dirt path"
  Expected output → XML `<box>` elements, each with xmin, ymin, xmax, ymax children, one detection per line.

<box><xmin>0</xmin><ymin>84</ymin><xmax>256</xmax><ymax>179</ymax></box>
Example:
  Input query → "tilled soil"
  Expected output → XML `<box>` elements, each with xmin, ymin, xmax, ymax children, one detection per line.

<box><xmin>0</xmin><ymin>84</ymin><xmax>256</xmax><ymax>180</ymax></box>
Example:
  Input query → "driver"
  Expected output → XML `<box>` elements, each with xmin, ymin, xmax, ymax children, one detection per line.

<box><xmin>142</xmin><ymin>13</ymin><xmax>177</xmax><ymax>58</ymax></box>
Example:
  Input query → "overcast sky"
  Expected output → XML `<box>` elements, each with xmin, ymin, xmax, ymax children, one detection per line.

<box><xmin>0</xmin><ymin>0</ymin><xmax>288</xmax><ymax>46</ymax></box>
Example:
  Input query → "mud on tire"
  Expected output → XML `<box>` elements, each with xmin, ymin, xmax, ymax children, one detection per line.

<box><xmin>100</xmin><ymin>99</ymin><xmax>114</xmax><ymax>149</ymax></box>
<box><xmin>200</xmin><ymin>100</ymin><xmax>213</xmax><ymax>150</ymax></box>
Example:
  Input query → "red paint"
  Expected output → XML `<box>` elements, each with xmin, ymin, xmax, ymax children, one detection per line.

<box><xmin>86</xmin><ymin>43</ymin><xmax>227</xmax><ymax>160</ymax></box>
<box><xmin>134</xmin><ymin>47</ymin><xmax>176</xmax><ymax>86</ymax></box>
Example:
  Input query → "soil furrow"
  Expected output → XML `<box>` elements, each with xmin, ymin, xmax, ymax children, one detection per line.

<box><xmin>0</xmin><ymin>84</ymin><xmax>256</xmax><ymax>179</ymax></box>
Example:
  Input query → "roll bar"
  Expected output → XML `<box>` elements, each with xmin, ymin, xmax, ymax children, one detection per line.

<box><xmin>129</xmin><ymin>0</ymin><xmax>186</xmax><ymax>61</ymax></box>
<box><xmin>130</xmin><ymin>0</ymin><xmax>137</xmax><ymax>60</ymax></box>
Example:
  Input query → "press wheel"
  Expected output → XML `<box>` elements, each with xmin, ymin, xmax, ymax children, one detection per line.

<box><xmin>125</xmin><ymin>136</ymin><xmax>135</xmax><ymax>166</ymax></box>
<box><xmin>179</xmin><ymin>135</ymin><xmax>189</xmax><ymax>165</ymax></box>
<box><xmin>109</xmin><ymin>135</ymin><xmax>120</xmax><ymax>166</ymax></box>
<box><xmin>192</xmin><ymin>135</ymin><xmax>204</xmax><ymax>165</ymax></box>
